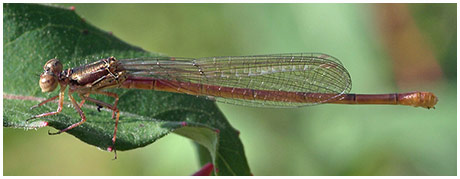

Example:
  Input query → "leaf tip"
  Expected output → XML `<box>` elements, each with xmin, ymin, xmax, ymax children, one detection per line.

<box><xmin>39</xmin><ymin>121</ymin><xmax>49</xmax><ymax>127</ymax></box>
<box><xmin>24</xmin><ymin>121</ymin><xmax>49</xmax><ymax>130</ymax></box>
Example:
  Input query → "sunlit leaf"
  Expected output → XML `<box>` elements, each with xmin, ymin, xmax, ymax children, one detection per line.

<box><xmin>3</xmin><ymin>3</ymin><xmax>250</xmax><ymax>175</ymax></box>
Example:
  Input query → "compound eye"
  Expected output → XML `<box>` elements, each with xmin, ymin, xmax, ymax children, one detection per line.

<box><xmin>39</xmin><ymin>73</ymin><xmax>58</xmax><ymax>92</ymax></box>
<box><xmin>43</xmin><ymin>59</ymin><xmax>63</xmax><ymax>74</ymax></box>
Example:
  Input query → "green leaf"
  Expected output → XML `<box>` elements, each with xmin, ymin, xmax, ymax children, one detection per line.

<box><xmin>3</xmin><ymin>3</ymin><xmax>250</xmax><ymax>175</ymax></box>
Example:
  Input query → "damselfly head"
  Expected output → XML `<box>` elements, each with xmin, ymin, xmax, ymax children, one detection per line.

<box><xmin>39</xmin><ymin>71</ymin><xmax>58</xmax><ymax>92</ymax></box>
<box><xmin>39</xmin><ymin>59</ymin><xmax>62</xmax><ymax>93</ymax></box>
<box><xmin>43</xmin><ymin>59</ymin><xmax>63</xmax><ymax>75</ymax></box>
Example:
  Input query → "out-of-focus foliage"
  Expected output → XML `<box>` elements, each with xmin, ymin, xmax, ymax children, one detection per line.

<box><xmin>4</xmin><ymin>3</ymin><xmax>456</xmax><ymax>175</ymax></box>
<box><xmin>409</xmin><ymin>4</ymin><xmax>456</xmax><ymax>82</ymax></box>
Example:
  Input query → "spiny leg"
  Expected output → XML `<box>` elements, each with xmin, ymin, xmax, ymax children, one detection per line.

<box><xmin>28</xmin><ymin>87</ymin><xmax>65</xmax><ymax>121</ymax></box>
<box><xmin>79</xmin><ymin>93</ymin><xmax>103</xmax><ymax>112</ymax></box>
<box><xmin>111</xmin><ymin>111</ymin><xmax>120</xmax><ymax>159</ymax></box>
<box><xmin>82</xmin><ymin>96</ymin><xmax>120</xmax><ymax>159</ymax></box>
<box><xmin>49</xmin><ymin>92</ymin><xmax>87</xmax><ymax>135</ymax></box>
<box><xmin>94</xmin><ymin>91</ymin><xmax>119</xmax><ymax>119</ymax></box>
<box><xmin>78</xmin><ymin>93</ymin><xmax>90</xmax><ymax>108</ymax></box>
<box><xmin>30</xmin><ymin>95</ymin><xmax>59</xmax><ymax>110</ymax></box>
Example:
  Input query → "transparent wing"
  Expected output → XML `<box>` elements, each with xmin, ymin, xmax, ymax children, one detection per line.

<box><xmin>119</xmin><ymin>53</ymin><xmax>352</xmax><ymax>108</ymax></box>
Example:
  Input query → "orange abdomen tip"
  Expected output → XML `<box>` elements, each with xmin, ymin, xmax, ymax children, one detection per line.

<box><xmin>418</xmin><ymin>92</ymin><xmax>438</xmax><ymax>109</ymax></box>
<box><xmin>400</xmin><ymin>92</ymin><xmax>438</xmax><ymax>109</ymax></box>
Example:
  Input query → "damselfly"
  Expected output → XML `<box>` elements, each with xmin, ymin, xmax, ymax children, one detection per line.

<box><xmin>29</xmin><ymin>53</ymin><xmax>438</xmax><ymax>158</ymax></box>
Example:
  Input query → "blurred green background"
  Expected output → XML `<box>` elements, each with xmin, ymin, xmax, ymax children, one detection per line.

<box><xmin>3</xmin><ymin>3</ymin><xmax>456</xmax><ymax>175</ymax></box>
